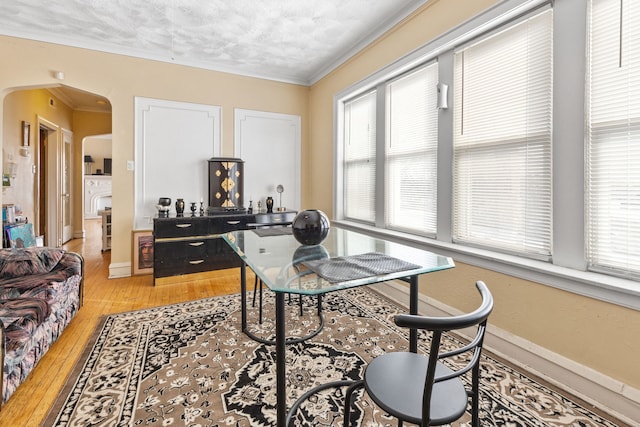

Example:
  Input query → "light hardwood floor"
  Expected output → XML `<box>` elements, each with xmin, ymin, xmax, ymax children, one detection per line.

<box><xmin>0</xmin><ymin>219</ymin><xmax>243</xmax><ymax>426</ymax></box>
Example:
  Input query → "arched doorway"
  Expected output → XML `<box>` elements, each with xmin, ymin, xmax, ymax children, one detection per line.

<box><xmin>2</xmin><ymin>84</ymin><xmax>111</xmax><ymax>248</ymax></box>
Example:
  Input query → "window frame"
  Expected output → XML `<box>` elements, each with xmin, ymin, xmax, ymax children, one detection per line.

<box><xmin>333</xmin><ymin>0</ymin><xmax>640</xmax><ymax>310</ymax></box>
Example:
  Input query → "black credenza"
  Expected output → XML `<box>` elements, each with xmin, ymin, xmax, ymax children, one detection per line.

<box><xmin>153</xmin><ymin>211</ymin><xmax>296</xmax><ymax>285</ymax></box>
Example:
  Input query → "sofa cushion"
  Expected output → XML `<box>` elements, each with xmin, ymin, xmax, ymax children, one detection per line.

<box><xmin>0</xmin><ymin>247</ymin><xmax>66</xmax><ymax>279</ymax></box>
<box><xmin>0</xmin><ymin>298</ymin><xmax>52</xmax><ymax>352</ymax></box>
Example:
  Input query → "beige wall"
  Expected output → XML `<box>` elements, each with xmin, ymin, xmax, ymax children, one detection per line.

<box><xmin>2</xmin><ymin>88</ymin><xmax>74</xmax><ymax>229</ymax></box>
<box><xmin>418</xmin><ymin>263</ymin><xmax>639</xmax><ymax>390</ymax></box>
<box><xmin>306</xmin><ymin>0</ymin><xmax>639</xmax><ymax>392</ymax></box>
<box><xmin>0</xmin><ymin>35</ymin><xmax>309</xmax><ymax>265</ymax></box>
<box><xmin>0</xmin><ymin>0</ymin><xmax>637</xmax><ymax>398</ymax></box>
<box><xmin>307</xmin><ymin>0</ymin><xmax>497</xmax><ymax>214</ymax></box>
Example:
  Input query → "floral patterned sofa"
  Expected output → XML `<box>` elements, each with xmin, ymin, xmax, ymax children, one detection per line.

<box><xmin>0</xmin><ymin>247</ymin><xmax>84</xmax><ymax>406</ymax></box>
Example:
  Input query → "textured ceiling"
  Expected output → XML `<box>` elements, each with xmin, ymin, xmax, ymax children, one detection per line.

<box><xmin>0</xmin><ymin>0</ymin><xmax>426</xmax><ymax>86</ymax></box>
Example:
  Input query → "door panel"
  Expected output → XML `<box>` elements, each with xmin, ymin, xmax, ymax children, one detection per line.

<box><xmin>233</xmin><ymin>109</ymin><xmax>301</xmax><ymax>212</ymax></box>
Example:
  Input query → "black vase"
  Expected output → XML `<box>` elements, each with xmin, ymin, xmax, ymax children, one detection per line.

<box><xmin>175</xmin><ymin>198</ymin><xmax>185</xmax><ymax>216</ymax></box>
<box><xmin>266</xmin><ymin>196</ymin><xmax>274</xmax><ymax>213</ymax></box>
<box><xmin>292</xmin><ymin>209</ymin><xmax>330</xmax><ymax>245</ymax></box>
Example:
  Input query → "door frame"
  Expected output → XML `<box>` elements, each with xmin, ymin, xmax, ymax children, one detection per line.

<box><xmin>62</xmin><ymin>128</ymin><xmax>73</xmax><ymax>243</ymax></box>
<box><xmin>36</xmin><ymin>115</ymin><xmax>62</xmax><ymax>247</ymax></box>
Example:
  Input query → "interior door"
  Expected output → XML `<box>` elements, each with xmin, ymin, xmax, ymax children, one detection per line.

<box><xmin>62</xmin><ymin>130</ymin><xmax>73</xmax><ymax>243</ymax></box>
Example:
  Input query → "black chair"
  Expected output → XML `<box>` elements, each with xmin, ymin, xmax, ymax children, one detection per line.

<box><xmin>344</xmin><ymin>281</ymin><xmax>494</xmax><ymax>427</ymax></box>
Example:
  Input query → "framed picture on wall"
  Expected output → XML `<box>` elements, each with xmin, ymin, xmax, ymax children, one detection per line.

<box><xmin>132</xmin><ymin>230</ymin><xmax>153</xmax><ymax>275</ymax></box>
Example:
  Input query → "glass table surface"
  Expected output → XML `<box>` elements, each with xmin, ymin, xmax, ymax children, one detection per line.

<box><xmin>223</xmin><ymin>226</ymin><xmax>454</xmax><ymax>295</ymax></box>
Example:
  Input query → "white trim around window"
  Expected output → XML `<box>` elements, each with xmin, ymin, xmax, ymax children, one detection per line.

<box><xmin>333</xmin><ymin>0</ymin><xmax>640</xmax><ymax>310</ymax></box>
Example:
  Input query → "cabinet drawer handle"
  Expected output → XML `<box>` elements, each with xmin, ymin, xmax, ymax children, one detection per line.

<box><xmin>226</xmin><ymin>220</ymin><xmax>241</xmax><ymax>225</ymax></box>
<box><xmin>189</xmin><ymin>260</ymin><xmax>205</xmax><ymax>265</ymax></box>
<box><xmin>176</xmin><ymin>223</ymin><xmax>193</xmax><ymax>228</ymax></box>
<box><xmin>189</xmin><ymin>242</ymin><xmax>205</xmax><ymax>247</ymax></box>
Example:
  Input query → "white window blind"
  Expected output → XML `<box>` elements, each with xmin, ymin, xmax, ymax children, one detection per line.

<box><xmin>385</xmin><ymin>63</ymin><xmax>439</xmax><ymax>235</ymax></box>
<box><xmin>343</xmin><ymin>91</ymin><xmax>377</xmax><ymax>222</ymax></box>
<box><xmin>452</xmin><ymin>9</ymin><xmax>553</xmax><ymax>258</ymax></box>
<box><xmin>587</xmin><ymin>0</ymin><xmax>640</xmax><ymax>279</ymax></box>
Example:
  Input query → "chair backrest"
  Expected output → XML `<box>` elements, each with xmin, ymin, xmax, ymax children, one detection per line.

<box><xmin>393</xmin><ymin>280</ymin><xmax>493</xmax><ymax>426</ymax></box>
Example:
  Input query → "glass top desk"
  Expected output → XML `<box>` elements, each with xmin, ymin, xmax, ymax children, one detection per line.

<box><xmin>223</xmin><ymin>226</ymin><xmax>454</xmax><ymax>427</ymax></box>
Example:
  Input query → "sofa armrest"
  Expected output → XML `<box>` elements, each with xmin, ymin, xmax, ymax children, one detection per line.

<box><xmin>61</xmin><ymin>252</ymin><xmax>85</xmax><ymax>307</ymax></box>
<box><xmin>0</xmin><ymin>248</ymin><xmax>66</xmax><ymax>279</ymax></box>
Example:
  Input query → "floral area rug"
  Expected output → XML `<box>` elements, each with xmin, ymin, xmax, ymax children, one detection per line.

<box><xmin>44</xmin><ymin>288</ymin><xmax>623</xmax><ymax>426</ymax></box>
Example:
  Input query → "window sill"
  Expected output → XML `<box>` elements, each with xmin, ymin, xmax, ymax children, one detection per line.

<box><xmin>333</xmin><ymin>220</ymin><xmax>640</xmax><ymax>311</ymax></box>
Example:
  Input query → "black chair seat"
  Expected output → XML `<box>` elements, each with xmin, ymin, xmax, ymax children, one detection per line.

<box><xmin>365</xmin><ymin>352</ymin><xmax>467</xmax><ymax>425</ymax></box>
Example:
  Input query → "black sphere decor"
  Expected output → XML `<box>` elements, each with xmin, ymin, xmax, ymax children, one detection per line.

<box><xmin>291</xmin><ymin>209</ymin><xmax>330</xmax><ymax>246</ymax></box>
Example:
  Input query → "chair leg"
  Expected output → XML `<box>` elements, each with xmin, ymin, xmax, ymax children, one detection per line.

<box><xmin>471</xmin><ymin>363</ymin><xmax>481</xmax><ymax>427</ymax></box>
<box><xmin>343</xmin><ymin>380</ymin><xmax>364</xmax><ymax>427</ymax></box>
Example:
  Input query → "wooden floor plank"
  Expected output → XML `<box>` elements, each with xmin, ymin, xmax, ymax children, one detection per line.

<box><xmin>0</xmin><ymin>219</ymin><xmax>242</xmax><ymax>426</ymax></box>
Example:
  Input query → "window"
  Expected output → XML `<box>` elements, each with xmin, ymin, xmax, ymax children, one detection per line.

<box><xmin>343</xmin><ymin>91</ymin><xmax>377</xmax><ymax>223</ymax></box>
<box><xmin>587</xmin><ymin>0</ymin><xmax>640</xmax><ymax>279</ymax></box>
<box><xmin>334</xmin><ymin>0</ymin><xmax>640</xmax><ymax>305</ymax></box>
<box><xmin>452</xmin><ymin>10</ymin><xmax>553</xmax><ymax>259</ymax></box>
<box><xmin>385</xmin><ymin>63</ymin><xmax>439</xmax><ymax>235</ymax></box>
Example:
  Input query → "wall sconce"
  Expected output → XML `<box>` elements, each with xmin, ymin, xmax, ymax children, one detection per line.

<box><xmin>436</xmin><ymin>82</ymin><xmax>449</xmax><ymax>110</ymax></box>
<box><xmin>84</xmin><ymin>155</ymin><xmax>94</xmax><ymax>175</ymax></box>
<box><xmin>21</xmin><ymin>120</ymin><xmax>30</xmax><ymax>156</ymax></box>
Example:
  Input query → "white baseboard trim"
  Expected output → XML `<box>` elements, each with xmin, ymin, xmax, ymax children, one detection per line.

<box><xmin>370</xmin><ymin>281</ymin><xmax>640</xmax><ymax>426</ymax></box>
<box><xmin>109</xmin><ymin>262</ymin><xmax>131</xmax><ymax>279</ymax></box>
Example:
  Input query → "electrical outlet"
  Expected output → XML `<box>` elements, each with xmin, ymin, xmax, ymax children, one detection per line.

<box><xmin>127</xmin><ymin>160</ymin><xmax>135</xmax><ymax>171</ymax></box>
